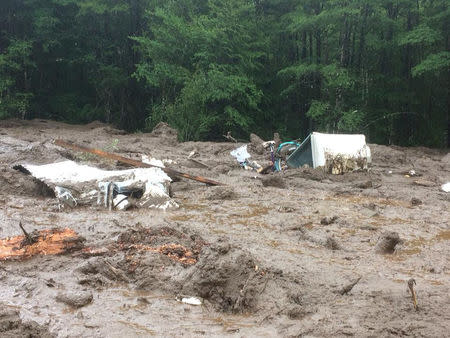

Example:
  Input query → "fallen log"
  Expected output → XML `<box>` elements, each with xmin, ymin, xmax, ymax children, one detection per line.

<box><xmin>54</xmin><ymin>139</ymin><xmax>224</xmax><ymax>186</ymax></box>
<box><xmin>0</xmin><ymin>228</ymin><xmax>85</xmax><ymax>261</ymax></box>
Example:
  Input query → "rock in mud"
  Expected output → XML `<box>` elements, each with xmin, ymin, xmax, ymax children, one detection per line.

<box><xmin>286</xmin><ymin>305</ymin><xmax>307</xmax><ymax>319</ymax></box>
<box><xmin>411</xmin><ymin>197</ymin><xmax>422</xmax><ymax>206</ymax></box>
<box><xmin>249</xmin><ymin>133</ymin><xmax>265</xmax><ymax>154</ymax></box>
<box><xmin>261</xmin><ymin>175</ymin><xmax>286</xmax><ymax>188</ymax></box>
<box><xmin>320</xmin><ymin>216</ymin><xmax>338</xmax><ymax>225</ymax></box>
<box><xmin>213</xmin><ymin>164</ymin><xmax>230</xmax><ymax>174</ymax></box>
<box><xmin>375</xmin><ymin>231</ymin><xmax>401</xmax><ymax>254</ymax></box>
<box><xmin>356</xmin><ymin>180</ymin><xmax>374</xmax><ymax>189</ymax></box>
<box><xmin>325</xmin><ymin>236</ymin><xmax>341</xmax><ymax>250</ymax></box>
<box><xmin>0</xmin><ymin>306</ymin><xmax>54</xmax><ymax>338</ymax></box>
<box><xmin>56</xmin><ymin>290</ymin><xmax>93</xmax><ymax>308</ymax></box>
<box><xmin>205</xmin><ymin>186</ymin><xmax>237</xmax><ymax>200</ymax></box>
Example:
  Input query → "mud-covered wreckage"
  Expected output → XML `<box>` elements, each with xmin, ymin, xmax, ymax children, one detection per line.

<box><xmin>287</xmin><ymin>132</ymin><xmax>372</xmax><ymax>174</ymax></box>
<box><xmin>231</xmin><ymin>132</ymin><xmax>372</xmax><ymax>175</ymax></box>
<box><xmin>14</xmin><ymin>139</ymin><xmax>223</xmax><ymax>211</ymax></box>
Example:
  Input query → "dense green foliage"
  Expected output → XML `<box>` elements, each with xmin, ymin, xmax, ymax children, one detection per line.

<box><xmin>1</xmin><ymin>0</ymin><xmax>449</xmax><ymax>146</ymax></box>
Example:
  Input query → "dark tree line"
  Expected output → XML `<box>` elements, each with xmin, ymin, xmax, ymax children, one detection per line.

<box><xmin>1</xmin><ymin>0</ymin><xmax>449</xmax><ymax>146</ymax></box>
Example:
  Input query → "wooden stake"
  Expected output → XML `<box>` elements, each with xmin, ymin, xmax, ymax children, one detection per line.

<box><xmin>18</xmin><ymin>221</ymin><xmax>36</xmax><ymax>246</ymax></box>
<box><xmin>407</xmin><ymin>278</ymin><xmax>418</xmax><ymax>311</ymax></box>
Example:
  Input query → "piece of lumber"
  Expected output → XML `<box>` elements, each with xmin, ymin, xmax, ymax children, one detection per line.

<box><xmin>54</xmin><ymin>139</ymin><xmax>224</xmax><ymax>186</ymax></box>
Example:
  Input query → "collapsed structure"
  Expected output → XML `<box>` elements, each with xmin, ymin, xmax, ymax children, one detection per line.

<box><xmin>16</xmin><ymin>159</ymin><xmax>177</xmax><ymax>210</ymax></box>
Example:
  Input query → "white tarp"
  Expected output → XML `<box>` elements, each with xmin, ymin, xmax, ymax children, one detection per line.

<box><xmin>230</xmin><ymin>145</ymin><xmax>251</xmax><ymax>163</ymax></box>
<box><xmin>21</xmin><ymin>160</ymin><xmax>178</xmax><ymax>210</ymax></box>
<box><xmin>310</xmin><ymin>132</ymin><xmax>371</xmax><ymax>168</ymax></box>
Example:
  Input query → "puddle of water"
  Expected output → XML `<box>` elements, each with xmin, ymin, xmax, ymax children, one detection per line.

<box><xmin>287</xmin><ymin>248</ymin><xmax>303</xmax><ymax>255</ymax></box>
<box><xmin>386</xmin><ymin>237</ymin><xmax>425</xmax><ymax>261</ymax></box>
<box><xmin>392</xmin><ymin>279</ymin><xmax>405</xmax><ymax>284</ymax></box>
<box><xmin>326</xmin><ymin>195</ymin><xmax>410</xmax><ymax>208</ymax></box>
<box><xmin>340</xmin><ymin>228</ymin><xmax>357</xmax><ymax>236</ymax></box>
<box><xmin>245</xmin><ymin>204</ymin><xmax>270</xmax><ymax>218</ymax></box>
<box><xmin>208</xmin><ymin>314</ymin><xmax>255</xmax><ymax>331</ymax></box>
<box><xmin>210</xmin><ymin>228</ymin><xmax>226</xmax><ymax>234</ymax></box>
<box><xmin>119</xmin><ymin>289</ymin><xmax>170</xmax><ymax>299</ymax></box>
<box><xmin>429</xmin><ymin>280</ymin><xmax>444</xmax><ymax>285</ymax></box>
<box><xmin>117</xmin><ymin>320</ymin><xmax>156</xmax><ymax>335</ymax></box>
<box><xmin>182</xmin><ymin>203</ymin><xmax>207</xmax><ymax>211</ymax></box>
<box><xmin>369</xmin><ymin>216</ymin><xmax>408</xmax><ymax>227</ymax></box>
<box><xmin>168</xmin><ymin>214</ymin><xmax>191</xmax><ymax>222</ymax></box>
<box><xmin>266</xmin><ymin>240</ymin><xmax>280</xmax><ymax>248</ymax></box>
<box><xmin>435</xmin><ymin>230</ymin><xmax>450</xmax><ymax>241</ymax></box>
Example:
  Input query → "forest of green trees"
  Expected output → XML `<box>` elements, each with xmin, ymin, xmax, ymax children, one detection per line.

<box><xmin>0</xmin><ymin>0</ymin><xmax>449</xmax><ymax>146</ymax></box>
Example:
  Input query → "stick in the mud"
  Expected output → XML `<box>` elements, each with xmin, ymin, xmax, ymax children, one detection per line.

<box><xmin>18</xmin><ymin>221</ymin><xmax>36</xmax><ymax>246</ymax></box>
<box><xmin>339</xmin><ymin>276</ymin><xmax>362</xmax><ymax>295</ymax></box>
<box><xmin>54</xmin><ymin>139</ymin><xmax>225</xmax><ymax>186</ymax></box>
<box><xmin>407</xmin><ymin>278</ymin><xmax>419</xmax><ymax>311</ymax></box>
<box><xmin>223</xmin><ymin>131</ymin><xmax>237</xmax><ymax>143</ymax></box>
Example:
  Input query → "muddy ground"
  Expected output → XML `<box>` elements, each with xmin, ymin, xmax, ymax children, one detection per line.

<box><xmin>0</xmin><ymin>119</ymin><xmax>449</xmax><ymax>337</ymax></box>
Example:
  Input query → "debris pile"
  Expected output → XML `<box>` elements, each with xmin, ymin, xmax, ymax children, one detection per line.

<box><xmin>230</xmin><ymin>144</ymin><xmax>262</xmax><ymax>171</ymax></box>
<box><xmin>116</xmin><ymin>226</ymin><xmax>205</xmax><ymax>266</ymax></box>
<box><xmin>16</xmin><ymin>160</ymin><xmax>177</xmax><ymax>210</ymax></box>
<box><xmin>287</xmin><ymin>132</ymin><xmax>371</xmax><ymax>173</ymax></box>
<box><xmin>324</xmin><ymin>150</ymin><xmax>370</xmax><ymax>174</ymax></box>
<box><xmin>230</xmin><ymin>131</ymin><xmax>371</xmax><ymax>175</ymax></box>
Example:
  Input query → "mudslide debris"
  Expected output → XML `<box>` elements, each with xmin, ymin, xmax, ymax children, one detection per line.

<box><xmin>16</xmin><ymin>160</ymin><xmax>178</xmax><ymax>210</ymax></box>
<box><xmin>54</xmin><ymin>139</ymin><xmax>224</xmax><ymax>186</ymax></box>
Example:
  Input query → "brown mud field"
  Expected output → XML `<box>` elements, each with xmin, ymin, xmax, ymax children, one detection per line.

<box><xmin>0</xmin><ymin>119</ymin><xmax>449</xmax><ymax>337</ymax></box>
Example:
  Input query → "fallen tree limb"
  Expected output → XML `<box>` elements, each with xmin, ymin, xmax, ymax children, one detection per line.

<box><xmin>54</xmin><ymin>139</ymin><xmax>224</xmax><ymax>186</ymax></box>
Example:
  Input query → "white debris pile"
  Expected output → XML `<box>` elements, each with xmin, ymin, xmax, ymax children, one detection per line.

<box><xmin>230</xmin><ymin>145</ymin><xmax>262</xmax><ymax>171</ymax></box>
<box><xmin>442</xmin><ymin>182</ymin><xmax>450</xmax><ymax>193</ymax></box>
<box><xmin>18</xmin><ymin>160</ymin><xmax>178</xmax><ymax>210</ymax></box>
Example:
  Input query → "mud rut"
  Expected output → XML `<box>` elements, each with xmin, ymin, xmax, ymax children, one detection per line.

<box><xmin>0</xmin><ymin>119</ymin><xmax>449</xmax><ymax>337</ymax></box>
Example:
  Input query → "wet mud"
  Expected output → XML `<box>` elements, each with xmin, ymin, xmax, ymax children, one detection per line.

<box><xmin>0</xmin><ymin>119</ymin><xmax>449</xmax><ymax>337</ymax></box>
